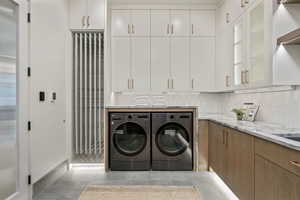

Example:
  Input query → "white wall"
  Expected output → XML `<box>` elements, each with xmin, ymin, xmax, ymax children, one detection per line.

<box><xmin>30</xmin><ymin>0</ymin><xmax>68</xmax><ymax>183</ymax></box>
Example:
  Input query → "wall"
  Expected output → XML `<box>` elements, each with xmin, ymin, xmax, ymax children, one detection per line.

<box><xmin>30</xmin><ymin>0</ymin><xmax>68</xmax><ymax>183</ymax></box>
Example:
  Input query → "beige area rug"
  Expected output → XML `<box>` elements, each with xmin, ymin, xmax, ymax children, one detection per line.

<box><xmin>79</xmin><ymin>185</ymin><xmax>201</xmax><ymax>200</ymax></box>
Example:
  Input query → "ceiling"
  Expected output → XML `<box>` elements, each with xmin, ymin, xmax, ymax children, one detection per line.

<box><xmin>109</xmin><ymin>0</ymin><xmax>222</xmax><ymax>5</ymax></box>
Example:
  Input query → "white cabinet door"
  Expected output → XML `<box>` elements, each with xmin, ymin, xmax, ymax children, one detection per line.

<box><xmin>131</xmin><ymin>10</ymin><xmax>150</xmax><ymax>36</ymax></box>
<box><xmin>151</xmin><ymin>38</ymin><xmax>170</xmax><ymax>91</ymax></box>
<box><xmin>170</xmin><ymin>38</ymin><xmax>190</xmax><ymax>91</ymax></box>
<box><xmin>131</xmin><ymin>37</ymin><xmax>150</xmax><ymax>91</ymax></box>
<box><xmin>111</xmin><ymin>10</ymin><xmax>131</xmax><ymax>37</ymax></box>
<box><xmin>191</xmin><ymin>38</ymin><xmax>215</xmax><ymax>91</ymax></box>
<box><xmin>111</xmin><ymin>38</ymin><xmax>131</xmax><ymax>91</ymax></box>
<box><xmin>69</xmin><ymin>0</ymin><xmax>88</xmax><ymax>29</ymax></box>
<box><xmin>170</xmin><ymin>10</ymin><xmax>189</xmax><ymax>37</ymax></box>
<box><xmin>87</xmin><ymin>0</ymin><xmax>105</xmax><ymax>29</ymax></box>
<box><xmin>216</xmin><ymin>25</ymin><xmax>234</xmax><ymax>91</ymax></box>
<box><xmin>151</xmin><ymin>10</ymin><xmax>170</xmax><ymax>37</ymax></box>
<box><xmin>191</xmin><ymin>10</ymin><xmax>215</xmax><ymax>37</ymax></box>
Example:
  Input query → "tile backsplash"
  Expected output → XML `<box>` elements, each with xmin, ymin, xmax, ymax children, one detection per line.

<box><xmin>220</xmin><ymin>86</ymin><xmax>300</xmax><ymax>128</ymax></box>
<box><xmin>110</xmin><ymin>86</ymin><xmax>300</xmax><ymax>129</ymax></box>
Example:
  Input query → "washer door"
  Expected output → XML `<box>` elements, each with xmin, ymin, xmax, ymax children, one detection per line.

<box><xmin>156</xmin><ymin>123</ymin><xmax>190</xmax><ymax>156</ymax></box>
<box><xmin>113</xmin><ymin>122</ymin><xmax>147</xmax><ymax>156</ymax></box>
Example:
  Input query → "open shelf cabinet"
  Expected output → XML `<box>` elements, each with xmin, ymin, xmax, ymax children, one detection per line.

<box><xmin>277</xmin><ymin>28</ymin><xmax>300</xmax><ymax>45</ymax></box>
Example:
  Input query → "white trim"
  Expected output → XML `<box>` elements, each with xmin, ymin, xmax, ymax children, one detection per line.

<box><xmin>234</xmin><ymin>85</ymin><xmax>296</xmax><ymax>94</ymax></box>
<box><xmin>110</xmin><ymin>4</ymin><xmax>217</xmax><ymax>10</ymax></box>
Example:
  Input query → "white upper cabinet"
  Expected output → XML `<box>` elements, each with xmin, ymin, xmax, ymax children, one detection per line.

<box><xmin>111</xmin><ymin>37</ymin><xmax>131</xmax><ymax>92</ymax></box>
<box><xmin>170</xmin><ymin>10</ymin><xmax>190</xmax><ymax>37</ymax></box>
<box><xmin>131</xmin><ymin>37</ymin><xmax>150</xmax><ymax>91</ymax></box>
<box><xmin>170</xmin><ymin>38</ymin><xmax>190</xmax><ymax>91</ymax></box>
<box><xmin>131</xmin><ymin>10</ymin><xmax>150</xmax><ymax>36</ymax></box>
<box><xmin>151</xmin><ymin>10</ymin><xmax>170</xmax><ymax>37</ymax></box>
<box><xmin>111</xmin><ymin>10</ymin><xmax>131</xmax><ymax>36</ymax></box>
<box><xmin>191</xmin><ymin>10</ymin><xmax>215</xmax><ymax>37</ymax></box>
<box><xmin>191</xmin><ymin>37</ymin><xmax>216</xmax><ymax>91</ymax></box>
<box><xmin>69</xmin><ymin>0</ymin><xmax>105</xmax><ymax>30</ymax></box>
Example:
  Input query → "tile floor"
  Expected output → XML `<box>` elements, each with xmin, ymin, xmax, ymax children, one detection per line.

<box><xmin>33</xmin><ymin>165</ymin><xmax>237</xmax><ymax>200</ymax></box>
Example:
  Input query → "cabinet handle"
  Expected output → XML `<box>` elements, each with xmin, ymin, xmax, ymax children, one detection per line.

<box><xmin>192</xmin><ymin>79</ymin><xmax>194</xmax><ymax>89</ymax></box>
<box><xmin>191</xmin><ymin>24</ymin><xmax>194</xmax><ymax>35</ymax></box>
<box><xmin>128</xmin><ymin>79</ymin><xmax>131</xmax><ymax>89</ymax></box>
<box><xmin>241</xmin><ymin>71</ymin><xmax>244</xmax><ymax>84</ymax></box>
<box><xmin>226</xmin><ymin>76</ymin><xmax>230</xmax><ymax>87</ymax></box>
<box><xmin>171</xmin><ymin>24</ymin><xmax>174</xmax><ymax>34</ymax></box>
<box><xmin>245</xmin><ymin>70</ymin><xmax>249</xmax><ymax>84</ymax></box>
<box><xmin>225</xmin><ymin>131</ymin><xmax>229</xmax><ymax>147</ymax></box>
<box><xmin>245</xmin><ymin>0</ymin><xmax>249</xmax><ymax>4</ymax></box>
<box><xmin>241</xmin><ymin>0</ymin><xmax>245</xmax><ymax>7</ymax></box>
<box><xmin>128</xmin><ymin>24</ymin><xmax>131</xmax><ymax>34</ymax></box>
<box><xmin>226</xmin><ymin>13</ymin><xmax>230</xmax><ymax>24</ymax></box>
<box><xmin>132</xmin><ymin>24</ymin><xmax>135</xmax><ymax>34</ymax></box>
<box><xmin>132</xmin><ymin>79</ymin><xmax>134</xmax><ymax>89</ymax></box>
<box><xmin>82</xmin><ymin>16</ymin><xmax>86</xmax><ymax>27</ymax></box>
<box><xmin>167</xmin><ymin>79</ymin><xmax>170</xmax><ymax>89</ymax></box>
<box><xmin>87</xmin><ymin>16</ymin><xmax>90</xmax><ymax>27</ymax></box>
<box><xmin>172</xmin><ymin>79</ymin><xmax>174</xmax><ymax>89</ymax></box>
<box><xmin>289</xmin><ymin>161</ymin><xmax>300</xmax><ymax>168</ymax></box>
<box><xmin>167</xmin><ymin>24</ymin><xmax>170</xmax><ymax>35</ymax></box>
<box><xmin>222</xmin><ymin>130</ymin><xmax>226</xmax><ymax>145</ymax></box>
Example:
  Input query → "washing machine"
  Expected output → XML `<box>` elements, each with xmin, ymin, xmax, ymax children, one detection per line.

<box><xmin>109</xmin><ymin>113</ymin><xmax>151</xmax><ymax>171</ymax></box>
<box><xmin>152</xmin><ymin>112</ymin><xmax>193</xmax><ymax>171</ymax></box>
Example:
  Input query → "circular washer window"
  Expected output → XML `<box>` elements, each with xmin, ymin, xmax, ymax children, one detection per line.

<box><xmin>156</xmin><ymin>122</ymin><xmax>189</xmax><ymax>156</ymax></box>
<box><xmin>113</xmin><ymin>122</ymin><xmax>147</xmax><ymax>156</ymax></box>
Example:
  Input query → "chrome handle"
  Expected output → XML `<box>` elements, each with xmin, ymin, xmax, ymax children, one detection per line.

<box><xmin>172</xmin><ymin>79</ymin><xmax>174</xmax><ymax>89</ymax></box>
<box><xmin>245</xmin><ymin>0</ymin><xmax>249</xmax><ymax>4</ymax></box>
<box><xmin>82</xmin><ymin>16</ymin><xmax>86</xmax><ymax>27</ymax></box>
<box><xmin>128</xmin><ymin>79</ymin><xmax>130</xmax><ymax>89</ymax></box>
<box><xmin>289</xmin><ymin>161</ymin><xmax>300</xmax><ymax>168</ymax></box>
<box><xmin>241</xmin><ymin>71</ymin><xmax>244</xmax><ymax>84</ymax></box>
<box><xmin>191</xmin><ymin>24</ymin><xmax>194</xmax><ymax>35</ymax></box>
<box><xmin>87</xmin><ymin>16</ymin><xmax>90</xmax><ymax>27</ymax></box>
<box><xmin>128</xmin><ymin>24</ymin><xmax>131</xmax><ymax>34</ymax></box>
<box><xmin>168</xmin><ymin>79</ymin><xmax>170</xmax><ymax>89</ymax></box>
<box><xmin>222</xmin><ymin>130</ymin><xmax>226</xmax><ymax>145</ymax></box>
<box><xmin>132</xmin><ymin>24</ymin><xmax>135</xmax><ymax>34</ymax></box>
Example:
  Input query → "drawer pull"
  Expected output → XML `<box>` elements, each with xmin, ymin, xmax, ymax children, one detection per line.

<box><xmin>289</xmin><ymin>161</ymin><xmax>300</xmax><ymax>168</ymax></box>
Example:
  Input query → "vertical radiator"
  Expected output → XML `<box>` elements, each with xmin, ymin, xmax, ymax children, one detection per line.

<box><xmin>72</xmin><ymin>32</ymin><xmax>103</xmax><ymax>157</ymax></box>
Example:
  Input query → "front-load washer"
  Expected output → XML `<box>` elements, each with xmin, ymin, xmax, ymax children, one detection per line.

<box><xmin>151</xmin><ymin>112</ymin><xmax>193</xmax><ymax>171</ymax></box>
<box><xmin>109</xmin><ymin>112</ymin><xmax>151</xmax><ymax>171</ymax></box>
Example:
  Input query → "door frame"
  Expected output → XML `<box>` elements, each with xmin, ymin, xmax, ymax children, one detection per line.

<box><xmin>6</xmin><ymin>0</ymin><xmax>31</xmax><ymax>199</ymax></box>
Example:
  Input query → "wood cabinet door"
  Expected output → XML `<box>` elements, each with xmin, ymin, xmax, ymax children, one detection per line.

<box><xmin>170</xmin><ymin>10</ymin><xmax>189</xmax><ymax>37</ymax></box>
<box><xmin>255</xmin><ymin>155</ymin><xmax>300</xmax><ymax>200</ymax></box>
<box><xmin>227</xmin><ymin>129</ymin><xmax>254</xmax><ymax>200</ymax></box>
<box><xmin>191</xmin><ymin>10</ymin><xmax>215</xmax><ymax>37</ymax></box>
<box><xmin>69</xmin><ymin>0</ymin><xmax>88</xmax><ymax>29</ymax></box>
<box><xmin>111</xmin><ymin>10</ymin><xmax>131</xmax><ymax>37</ymax></box>
<box><xmin>87</xmin><ymin>0</ymin><xmax>105</xmax><ymax>29</ymax></box>
<box><xmin>150</xmin><ymin>10</ymin><xmax>170</xmax><ymax>37</ymax></box>
<box><xmin>131</xmin><ymin>37</ymin><xmax>150</xmax><ymax>91</ymax></box>
<box><xmin>111</xmin><ymin>37</ymin><xmax>131</xmax><ymax>91</ymax></box>
<box><xmin>131</xmin><ymin>10</ymin><xmax>150</xmax><ymax>37</ymax></box>
<box><xmin>191</xmin><ymin>37</ymin><xmax>215</xmax><ymax>91</ymax></box>
<box><xmin>208</xmin><ymin>123</ymin><xmax>227</xmax><ymax>181</ymax></box>
<box><xmin>170</xmin><ymin>37</ymin><xmax>190</xmax><ymax>91</ymax></box>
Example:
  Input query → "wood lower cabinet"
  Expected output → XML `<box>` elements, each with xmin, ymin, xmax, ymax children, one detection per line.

<box><xmin>255</xmin><ymin>155</ymin><xmax>300</xmax><ymax>200</ymax></box>
<box><xmin>208</xmin><ymin>121</ymin><xmax>300</xmax><ymax>200</ymax></box>
<box><xmin>209</xmin><ymin>122</ymin><xmax>254</xmax><ymax>200</ymax></box>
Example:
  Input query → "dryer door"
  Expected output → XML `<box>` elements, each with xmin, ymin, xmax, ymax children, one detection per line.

<box><xmin>113</xmin><ymin>122</ymin><xmax>147</xmax><ymax>156</ymax></box>
<box><xmin>156</xmin><ymin>123</ymin><xmax>190</xmax><ymax>156</ymax></box>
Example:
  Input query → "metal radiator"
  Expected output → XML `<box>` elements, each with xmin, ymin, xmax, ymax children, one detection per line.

<box><xmin>72</xmin><ymin>32</ymin><xmax>103</xmax><ymax>157</ymax></box>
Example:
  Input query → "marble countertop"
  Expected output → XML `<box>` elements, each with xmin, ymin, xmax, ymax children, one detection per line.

<box><xmin>105</xmin><ymin>105</ymin><xmax>198</xmax><ymax>109</ymax></box>
<box><xmin>199</xmin><ymin>114</ymin><xmax>300</xmax><ymax>152</ymax></box>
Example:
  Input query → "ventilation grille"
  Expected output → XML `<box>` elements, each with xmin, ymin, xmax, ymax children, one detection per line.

<box><xmin>72</xmin><ymin>32</ymin><xmax>103</xmax><ymax>156</ymax></box>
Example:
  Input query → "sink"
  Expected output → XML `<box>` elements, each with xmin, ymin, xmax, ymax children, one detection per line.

<box><xmin>275</xmin><ymin>134</ymin><xmax>300</xmax><ymax>142</ymax></box>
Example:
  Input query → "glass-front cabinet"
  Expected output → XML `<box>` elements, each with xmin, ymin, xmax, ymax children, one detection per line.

<box><xmin>233</xmin><ymin>0</ymin><xmax>273</xmax><ymax>89</ymax></box>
